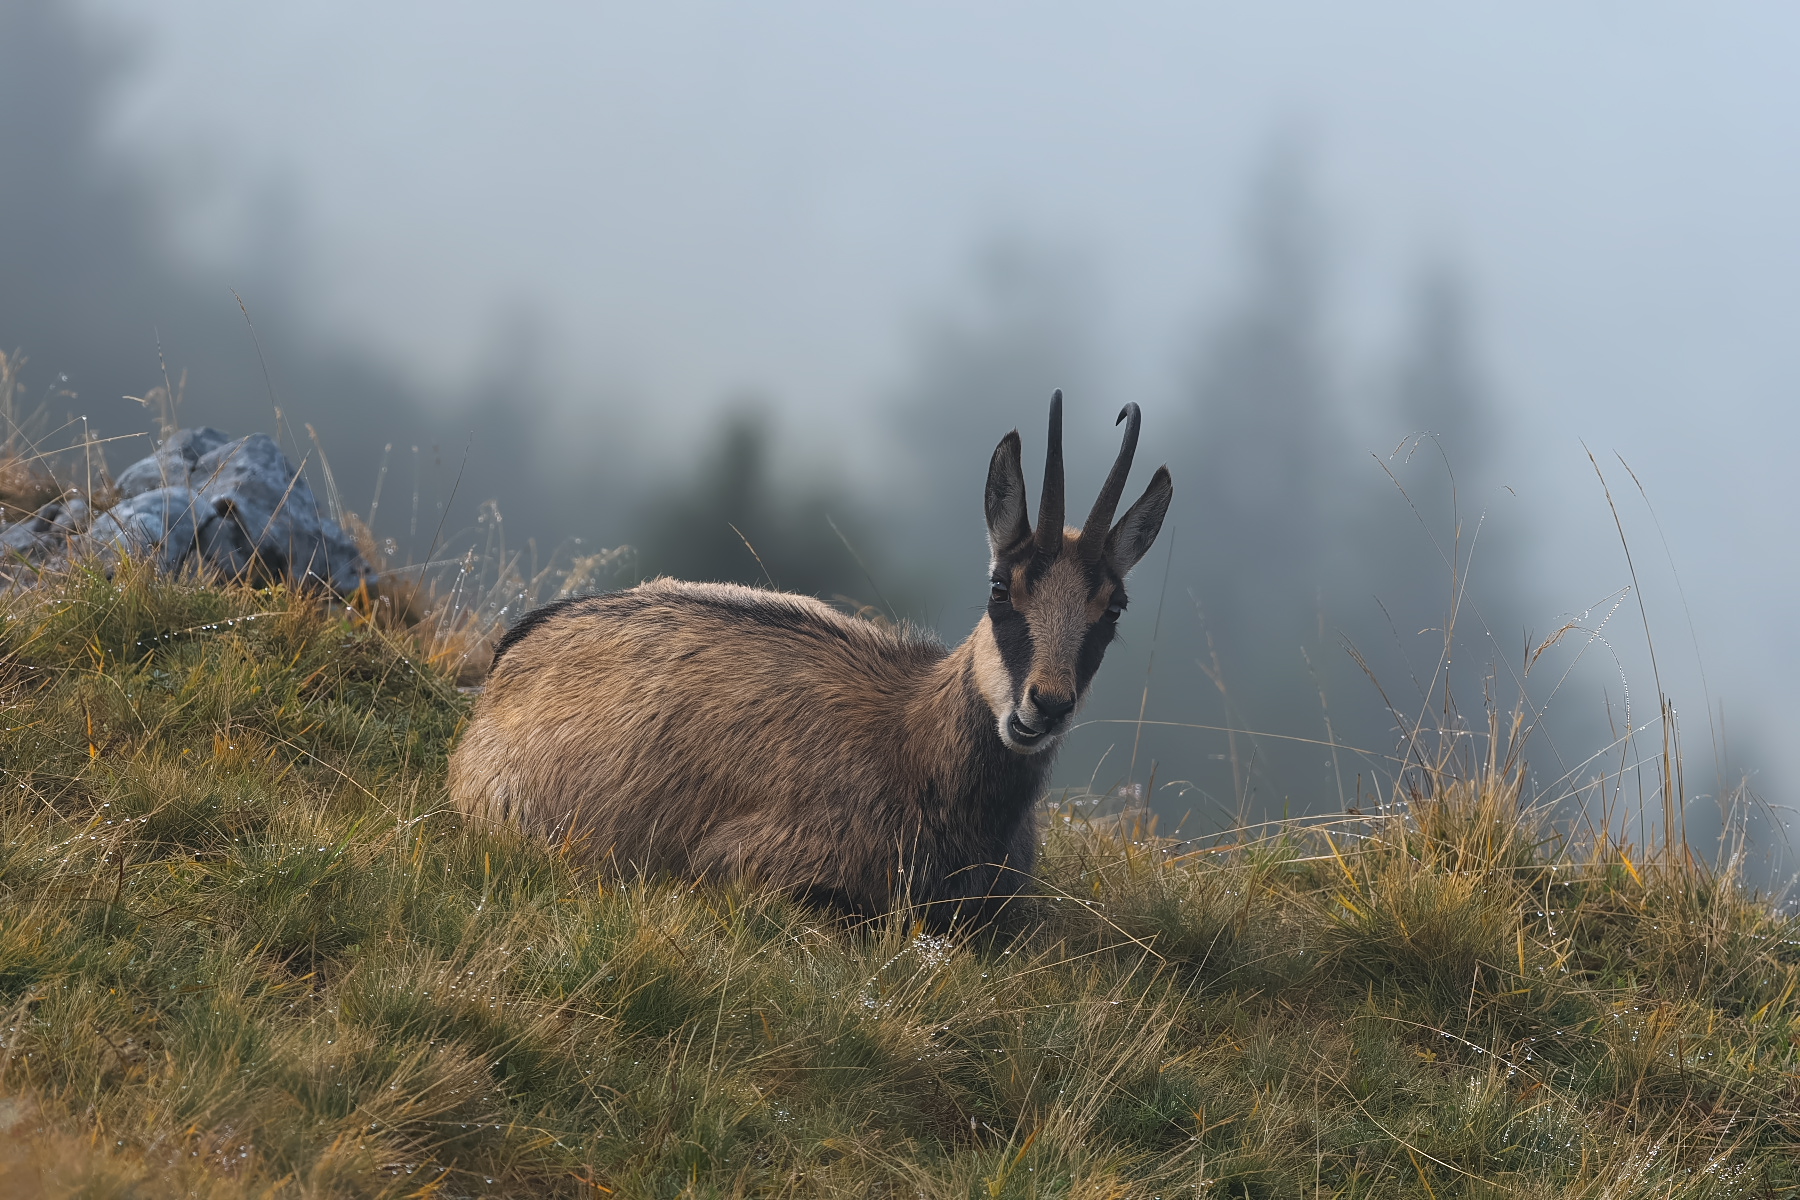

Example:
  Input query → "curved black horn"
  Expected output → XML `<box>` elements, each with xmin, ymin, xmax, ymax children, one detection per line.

<box><xmin>1034</xmin><ymin>390</ymin><xmax>1065</xmax><ymax>557</ymax></box>
<box><xmin>1080</xmin><ymin>403</ymin><xmax>1141</xmax><ymax>559</ymax></box>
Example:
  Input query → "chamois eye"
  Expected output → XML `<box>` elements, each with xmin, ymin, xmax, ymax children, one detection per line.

<box><xmin>989</xmin><ymin>580</ymin><xmax>1010</xmax><ymax>604</ymax></box>
<box><xmin>1106</xmin><ymin>600</ymin><xmax>1125</xmax><ymax>619</ymax></box>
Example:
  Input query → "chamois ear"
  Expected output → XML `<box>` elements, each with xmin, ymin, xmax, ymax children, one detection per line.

<box><xmin>1103</xmin><ymin>465</ymin><xmax>1172</xmax><ymax>575</ymax></box>
<box><xmin>984</xmin><ymin>430</ymin><xmax>1032</xmax><ymax>560</ymax></box>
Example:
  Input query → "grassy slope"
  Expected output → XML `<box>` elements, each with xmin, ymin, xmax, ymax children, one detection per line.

<box><xmin>0</xmin><ymin>567</ymin><xmax>1796</xmax><ymax>1199</ymax></box>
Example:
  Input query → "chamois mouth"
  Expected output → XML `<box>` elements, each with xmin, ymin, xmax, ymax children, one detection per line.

<box><xmin>1005</xmin><ymin>713</ymin><xmax>1056</xmax><ymax>752</ymax></box>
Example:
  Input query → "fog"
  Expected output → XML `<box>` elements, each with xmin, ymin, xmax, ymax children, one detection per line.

<box><xmin>6</xmin><ymin>1</ymin><xmax>1795</xmax><ymax>853</ymax></box>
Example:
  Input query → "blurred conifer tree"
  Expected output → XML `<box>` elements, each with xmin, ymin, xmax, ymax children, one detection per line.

<box><xmin>630</xmin><ymin>405</ymin><xmax>888</xmax><ymax>608</ymax></box>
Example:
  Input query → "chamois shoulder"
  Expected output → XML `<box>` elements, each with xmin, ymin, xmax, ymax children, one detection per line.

<box><xmin>490</xmin><ymin>577</ymin><xmax>940</xmax><ymax>667</ymax></box>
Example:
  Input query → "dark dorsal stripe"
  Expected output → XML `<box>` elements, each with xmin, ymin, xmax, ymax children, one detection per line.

<box><xmin>491</xmin><ymin>595</ymin><xmax>597</xmax><ymax>665</ymax></box>
<box><xmin>492</xmin><ymin>585</ymin><xmax>940</xmax><ymax>668</ymax></box>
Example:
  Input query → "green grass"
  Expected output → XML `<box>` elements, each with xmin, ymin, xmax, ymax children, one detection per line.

<box><xmin>1</xmin><ymin>564</ymin><xmax>1797</xmax><ymax>1198</ymax></box>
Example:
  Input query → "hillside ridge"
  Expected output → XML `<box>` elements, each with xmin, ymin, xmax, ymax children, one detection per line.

<box><xmin>0</xmin><ymin>564</ymin><xmax>1795</xmax><ymax>1197</ymax></box>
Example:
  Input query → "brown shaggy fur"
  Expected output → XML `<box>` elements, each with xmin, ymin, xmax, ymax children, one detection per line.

<box><xmin>448</xmin><ymin>395</ymin><xmax>1171</xmax><ymax>927</ymax></box>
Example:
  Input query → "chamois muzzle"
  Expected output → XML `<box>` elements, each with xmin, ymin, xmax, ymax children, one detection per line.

<box><xmin>1008</xmin><ymin>686</ymin><xmax>1076</xmax><ymax>747</ymax></box>
<box><xmin>1006</xmin><ymin>714</ymin><xmax>1050</xmax><ymax>748</ymax></box>
<box><xmin>1028</xmin><ymin>687</ymin><xmax>1076</xmax><ymax>725</ymax></box>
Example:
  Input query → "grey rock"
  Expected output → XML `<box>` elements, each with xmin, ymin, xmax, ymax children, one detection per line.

<box><xmin>85</xmin><ymin>486</ymin><xmax>203</xmax><ymax>575</ymax></box>
<box><xmin>0</xmin><ymin>493</ymin><xmax>90</xmax><ymax>556</ymax></box>
<box><xmin>1</xmin><ymin>429</ymin><xmax>373</xmax><ymax>594</ymax></box>
<box><xmin>114</xmin><ymin>427</ymin><xmax>234</xmax><ymax>499</ymax></box>
<box><xmin>318</xmin><ymin>516</ymin><xmax>372</xmax><ymax>595</ymax></box>
<box><xmin>0</xmin><ymin>494</ymin><xmax>92</xmax><ymax>583</ymax></box>
<box><xmin>54</xmin><ymin>494</ymin><xmax>92</xmax><ymax>535</ymax></box>
<box><xmin>0</xmin><ymin>518</ymin><xmax>48</xmax><ymax>561</ymax></box>
<box><xmin>190</xmin><ymin>433</ymin><xmax>373</xmax><ymax>593</ymax></box>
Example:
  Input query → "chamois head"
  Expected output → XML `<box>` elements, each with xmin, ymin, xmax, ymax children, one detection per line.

<box><xmin>974</xmin><ymin>392</ymin><xmax>1173</xmax><ymax>755</ymax></box>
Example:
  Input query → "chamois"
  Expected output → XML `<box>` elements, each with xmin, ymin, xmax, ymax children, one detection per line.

<box><xmin>448</xmin><ymin>393</ymin><xmax>1172</xmax><ymax>927</ymax></box>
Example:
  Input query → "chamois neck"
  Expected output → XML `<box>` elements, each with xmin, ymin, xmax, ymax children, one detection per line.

<box><xmin>901</xmin><ymin>631</ymin><xmax>1053</xmax><ymax>822</ymax></box>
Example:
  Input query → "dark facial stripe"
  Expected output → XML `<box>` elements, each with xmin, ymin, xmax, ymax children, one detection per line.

<box><xmin>1075</xmin><ymin>572</ymin><xmax>1126</xmax><ymax>695</ymax></box>
<box><xmin>987</xmin><ymin>605</ymin><xmax>1034</xmax><ymax>698</ymax></box>
<box><xmin>1074</xmin><ymin>618</ymin><xmax>1116</xmax><ymax>694</ymax></box>
<box><xmin>1023</xmin><ymin>547</ymin><xmax>1060</xmax><ymax>588</ymax></box>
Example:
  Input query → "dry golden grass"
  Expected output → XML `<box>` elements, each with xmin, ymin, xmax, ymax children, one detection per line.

<box><xmin>0</xmin><ymin>561</ymin><xmax>1795</xmax><ymax>1198</ymax></box>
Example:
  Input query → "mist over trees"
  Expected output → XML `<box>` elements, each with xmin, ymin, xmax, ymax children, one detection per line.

<box><xmin>0</xmin><ymin>0</ymin><xmax>598</xmax><ymax>569</ymax></box>
<box><xmin>1162</xmin><ymin>149</ymin><xmax>1357</xmax><ymax>813</ymax></box>
<box><xmin>5</xmin><ymin>0</ymin><xmax>1770</xmax><ymax>840</ymax></box>
<box><xmin>631</xmin><ymin>404</ymin><xmax>886</xmax><ymax>605</ymax></box>
<box><xmin>874</xmin><ymin>155</ymin><xmax>1568</xmax><ymax>826</ymax></box>
<box><xmin>880</xmin><ymin>239</ymin><xmax>1098</xmax><ymax>610</ymax></box>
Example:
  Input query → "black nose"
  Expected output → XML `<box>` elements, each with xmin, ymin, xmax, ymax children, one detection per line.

<box><xmin>1028</xmin><ymin>686</ymin><xmax>1075</xmax><ymax>724</ymax></box>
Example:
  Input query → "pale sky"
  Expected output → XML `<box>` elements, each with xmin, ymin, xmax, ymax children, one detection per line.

<box><xmin>84</xmin><ymin>0</ymin><xmax>1800</xmax><ymax>808</ymax></box>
